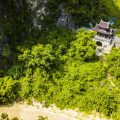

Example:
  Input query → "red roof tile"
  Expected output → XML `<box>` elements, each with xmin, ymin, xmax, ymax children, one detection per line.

<box><xmin>96</xmin><ymin>20</ymin><xmax>110</xmax><ymax>29</ymax></box>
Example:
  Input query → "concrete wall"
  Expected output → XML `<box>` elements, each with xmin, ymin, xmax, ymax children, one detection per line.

<box><xmin>115</xmin><ymin>41</ymin><xmax>120</xmax><ymax>48</ymax></box>
<box><xmin>114</xmin><ymin>37</ymin><xmax>120</xmax><ymax>48</ymax></box>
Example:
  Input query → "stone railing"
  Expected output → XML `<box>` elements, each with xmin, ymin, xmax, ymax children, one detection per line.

<box><xmin>94</xmin><ymin>36</ymin><xmax>111</xmax><ymax>42</ymax></box>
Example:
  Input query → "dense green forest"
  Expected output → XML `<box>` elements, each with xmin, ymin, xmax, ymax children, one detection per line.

<box><xmin>1</xmin><ymin>0</ymin><xmax>120</xmax><ymax>120</ymax></box>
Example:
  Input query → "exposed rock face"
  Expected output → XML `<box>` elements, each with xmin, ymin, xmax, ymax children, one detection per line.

<box><xmin>28</xmin><ymin>0</ymin><xmax>49</xmax><ymax>29</ymax></box>
<box><xmin>56</xmin><ymin>5</ymin><xmax>76</xmax><ymax>30</ymax></box>
<box><xmin>0</xmin><ymin>0</ymin><xmax>78</xmax><ymax>73</ymax></box>
<box><xmin>28</xmin><ymin>0</ymin><xmax>76</xmax><ymax>30</ymax></box>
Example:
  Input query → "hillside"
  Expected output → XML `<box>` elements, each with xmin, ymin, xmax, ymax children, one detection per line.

<box><xmin>0</xmin><ymin>1</ymin><xmax>120</xmax><ymax>120</ymax></box>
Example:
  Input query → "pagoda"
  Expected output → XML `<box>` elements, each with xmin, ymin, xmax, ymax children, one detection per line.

<box><xmin>94</xmin><ymin>19</ymin><xmax>115</xmax><ymax>54</ymax></box>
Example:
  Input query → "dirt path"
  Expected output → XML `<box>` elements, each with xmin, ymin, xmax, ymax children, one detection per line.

<box><xmin>0</xmin><ymin>102</ymin><xmax>108</xmax><ymax>120</ymax></box>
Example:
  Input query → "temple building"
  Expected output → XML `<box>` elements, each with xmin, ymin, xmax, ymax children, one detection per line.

<box><xmin>94</xmin><ymin>19</ymin><xmax>115</xmax><ymax>54</ymax></box>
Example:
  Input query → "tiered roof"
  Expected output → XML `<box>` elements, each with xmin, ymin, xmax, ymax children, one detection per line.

<box><xmin>94</xmin><ymin>19</ymin><xmax>113</xmax><ymax>35</ymax></box>
<box><xmin>98</xmin><ymin>20</ymin><xmax>110</xmax><ymax>29</ymax></box>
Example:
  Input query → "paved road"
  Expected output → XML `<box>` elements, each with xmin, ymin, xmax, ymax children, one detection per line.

<box><xmin>20</xmin><ymin>107</ymin><xmax>77</xmax><ymax>120</ymax></box>
<box><xmin>0</xmin><ymin>103</ymin><xmax>108</xmax><ymax>120</ymax></box>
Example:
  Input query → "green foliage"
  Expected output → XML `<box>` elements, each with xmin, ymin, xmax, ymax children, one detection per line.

<box><xmin>1</xmin><ymin>28</ymin><xmax>120</xmax><ymax>118</ymax></box>
<box><xmin>115</xmin><ymin>29</ymin><xmax>120</xmax><ymax>37</ymax></box>
<box><xmin>0</xmin><ymin>77</ymin><xmax>19</xmax><ymax>104</ymax></box>
<box><xmin>47</xmin><ymin>0</ymin><xmax>120</xmax><ymax>26</ymax></box>
<box><xmin>14</xmin><ymin>28</ymin><xmax>117</xmax><ymax>117</ymax></box>
<box><xmin>106</xmin><ymin>48</ymin><xmax>120</xmax><ymax>79</ymax></box>
<box><xmin>11</xmin><ymin>117</ymin><xmax>18</xmax><ymax>120</ymax></box>
<box><xmin>7</xmin><ymin>65</ymin><xmax>24</xmax><ymax>79</ymax></box>
<box><xmin>1</xmin><ymin>0</ymin><xmax>120</xmax><ymax>119</ymax></box>
<box><xmin>37</xmin><ymin>116</ymin><xmax>48</xmax><ymax>120</ymax></box>
<box><xmin>67</xmin><ymin>29</ymin><xmax>97</xmax><ymax>62</ymax></box>
<box><xmin>40</xmin><ymin>27</ymin><xmax>74</xmax><ymax>48</ymax></box>
<box><xmin>1</xmin><ymin>113</ymin><xmax>9</xmax><ymax>120</ymax></box>
<box><xmin>17</xmin><ymin>44</ymin><xmax>56</xmax><ymax>98</ymax></box>
<box><xmin>0</xmin><ymin>113</ymin><xmax>19</xmax><ymax>120</ymax></box>
<box><xmin>18</xmin><ymin>44</ymin><xmax>55</xmax><ymax>69</ymax></box>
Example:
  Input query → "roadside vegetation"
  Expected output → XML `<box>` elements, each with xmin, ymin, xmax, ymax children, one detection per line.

<box><xmin>0</xmin><ymin>113</ymin><xmax>18</xmax><ymax>120</ymax></box>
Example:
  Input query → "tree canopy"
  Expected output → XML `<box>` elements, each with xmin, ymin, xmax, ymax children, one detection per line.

<box><xmin>0</xmin><ymin>1</ymin><xmax>120</xmax><ymax>120</ymax></box>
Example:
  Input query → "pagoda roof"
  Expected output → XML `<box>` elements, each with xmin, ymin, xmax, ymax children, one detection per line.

<box><xmin>95</xmin><ymin>19</ymin><xmax>110</xmax><ymax>30</ymax></box>
<box><xmin>94</xmin><ymin>19</ymin><xmax>114</xmax><ymax>35</ymax></box>
<box><xmin>94</xmin><ymin>25</ymin><xmax>112</xmax><ymax>35</ymax></box>
<box><xmin>99</xmin><ymin>20</ymin><xmax>110</xmax><ymax>28</ymax></box>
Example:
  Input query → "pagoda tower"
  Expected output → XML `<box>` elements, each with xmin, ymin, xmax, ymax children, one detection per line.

<box><xmin>94</xmin><ymin>19</ymin><xmax>115</xmax><ymax>54</ymax></box>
